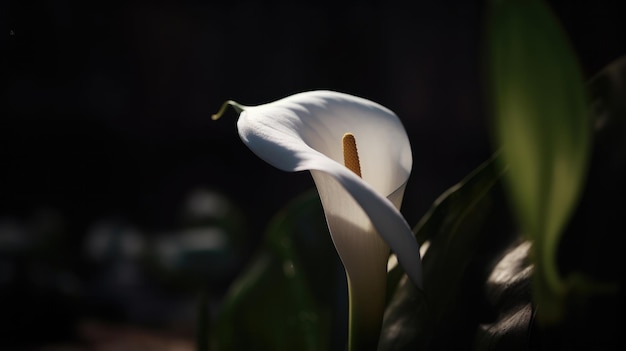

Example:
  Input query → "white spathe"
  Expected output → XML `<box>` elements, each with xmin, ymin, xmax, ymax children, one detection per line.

<box><xmin>235</xmin><ymin>90</ymin><xmax>423</xmax><ymax>296</ymax></box>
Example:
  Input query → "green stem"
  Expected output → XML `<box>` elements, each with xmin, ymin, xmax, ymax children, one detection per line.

<box><xmin>347</xmin><ymin>274</ymin><xmax>384</xmax><ymax>351</ymax></box>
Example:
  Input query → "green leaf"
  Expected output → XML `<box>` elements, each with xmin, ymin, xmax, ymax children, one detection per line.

<box><xmin>213</xmin><ymin>190</ymin><xmax>344</xmax><ymax>351</ymax></box>
<box><xmin>487</xmin><ymin>0</ymin><xmax>592</xmax><ymax>324</ymax></box>
<box><xmin>474</xmin><ymin>239</ymin><xmax>533</xmax><ymax>351</ymax></box>
<box><xmin>420</xmin><ymin>156</ymin><xmax>508</xmax><ymax>319</ymax></box>
<box><xmin>379</xmin><ymin>274</ymin><xmax>430</xmax><ymax>351</ymax></box>
<box><xmin>380</xmin><ymin>154</ymin><xmax>510</xmax><ymax>350</ymax></box>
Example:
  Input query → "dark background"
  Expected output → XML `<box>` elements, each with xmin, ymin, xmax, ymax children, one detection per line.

<box><xmin>1</xmin><ymin>0</ymin><xmax>624</xmax><ymax>348</ymax></box>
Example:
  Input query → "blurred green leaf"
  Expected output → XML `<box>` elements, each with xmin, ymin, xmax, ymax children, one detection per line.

<box><xmin>528</xmin><ymin>55</ymin><xmax>626</xmax><ymax>350</ymax></box>
<box><xmin>381</xmin><ymin>155</ymin><xmax>511</xmax><ymax>350</ymax></box>
<box><xmin>556</xmin><ymin>56</ymin><xmax>626</xmax><ymax>295</ymax></box>
<box><xmin>475</xmin><ymin>55</ymin><xmax>626</xmax><ymax>351</ymax></box>
<box><xmin>213</xmin><ymin>190</ymin><xmax>344</xmax><ymax>351</ymax></box>
<box><xmin>382</xmin><ymin>53</ymin><xmax>626</xmax><ymax>350</ymax></box>
<box><xmin>487</xmin><ymin>0</ymin><xmax>591</xmax><ymax>324</ymax></box>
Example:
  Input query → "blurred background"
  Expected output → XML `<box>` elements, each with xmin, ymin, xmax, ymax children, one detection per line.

<box><xmin>1</xmin><ymin>0</ymin><xmax>624</xmax><ymax>349</ymax></box>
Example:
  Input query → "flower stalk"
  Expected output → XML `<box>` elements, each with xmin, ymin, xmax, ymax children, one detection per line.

<box><xmin>213</xmin><ymin>90</ymin><xmax>423</xmax><ymax>350</ymax></box>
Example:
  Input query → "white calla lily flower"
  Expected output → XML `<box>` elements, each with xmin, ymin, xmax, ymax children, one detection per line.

<box><xmin>214</xmin><ymin>90</ymin><xmax>422</xmax><ymax>349</ymax></box>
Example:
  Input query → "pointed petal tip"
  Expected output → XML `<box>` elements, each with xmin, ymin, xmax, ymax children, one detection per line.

<box><xmin>212</xmin><ymin>100</ymin><xmax>246</xmax><ymax>120</ymax></box>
